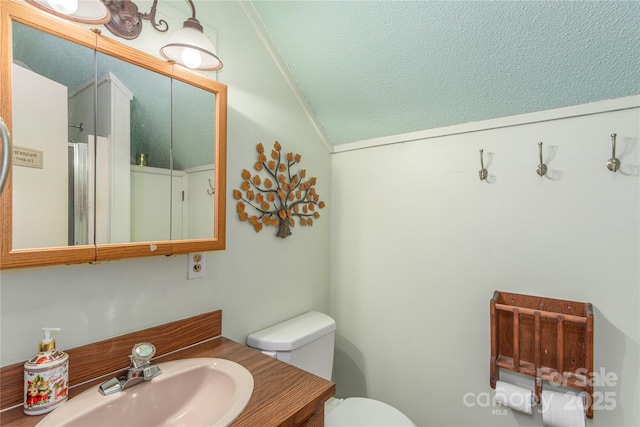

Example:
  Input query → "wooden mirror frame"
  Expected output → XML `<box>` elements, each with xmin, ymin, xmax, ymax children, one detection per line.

<box><xmin>0</xmin><ymin>0</ymin><xmax>227</xmax><ymax>269</ymax></box>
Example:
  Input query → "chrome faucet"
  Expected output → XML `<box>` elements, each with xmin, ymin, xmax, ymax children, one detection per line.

<box><xmin>99</xmin><ymin>343</ymin><xmax>162</xmax><ymax>396</ymax></box>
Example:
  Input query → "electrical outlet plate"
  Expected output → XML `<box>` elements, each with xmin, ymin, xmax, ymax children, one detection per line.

<box><xmin>188</xmin><ymin>253</ymin><xmax>205</xmax><ymax>279</ymax></box>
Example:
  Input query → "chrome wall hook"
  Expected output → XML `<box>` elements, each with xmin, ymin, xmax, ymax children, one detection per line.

<box><xmin>536</xmin><ymin>142</ymin><xmax>547</xmax><ymax>177</ymax></box>
<box><xmin>479</xmin><ymin>149</ymin><xmax>488</xmax><ymax>181</ymax></box>
<box><xmin>607</xmin><ymin>133</ymin><xmax>620</xmax><ymax>173</ymax></box>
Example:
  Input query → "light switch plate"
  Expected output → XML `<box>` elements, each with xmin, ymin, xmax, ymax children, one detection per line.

<box><xmin>188</xmin><ymin>253</ymin><xmax>205</xmax><ymax>279</ymax></box>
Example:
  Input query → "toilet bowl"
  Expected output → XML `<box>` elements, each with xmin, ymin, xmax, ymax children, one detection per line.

<box><xmin>247</xmin><ymin>311</ymin><xmax>415</xmax><ymax>427</ymax></box>
<box><xmin>326</xmin><ymin>397</ymin><xmax>415</xmax><ymax>427</ymax></box>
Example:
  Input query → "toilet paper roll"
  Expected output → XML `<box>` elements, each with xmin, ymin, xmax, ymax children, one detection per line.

<box><xmin>541</xmin><ymin>390</ymin><xmax>585</xmax><ymax>427</ymax></box>
<box><xmin>494</xmin><ymin>380</ymin><xmax>533</xmax><ymax>415</ymax></box>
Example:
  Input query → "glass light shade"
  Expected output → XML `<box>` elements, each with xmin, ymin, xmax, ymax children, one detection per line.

<box><xmin>48</xmin><ymin>0</ymin><xmax>78</xmax><ymax>15</ymax></box>
<box><xmin>26</xmin><ymin>0</ymin><xmax>110</xmax><ymax>24</ymax></box>
<box><xmin>160</xmin><ymin>19</ymin><xmax>223</xmax><ymax>71</ymax></box>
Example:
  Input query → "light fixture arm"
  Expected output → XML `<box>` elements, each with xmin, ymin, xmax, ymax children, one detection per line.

<box><xmin>186</xmin><ymin>0</ymin><xmax>196</xmax><ymax>20</ymax></box>
<box><xmin>181</xmin><ymin>1</ymin><xmax>203</xmax><ymax>32</ymax></box>
<box><xmin>104</xmin><ymin>0</ymin><xmax>169</xmax><ymax>40</ymax></box>
<box><xmin>138</xmin><ymin>0</ymin><xmax>169</xmax><ymax>33</ymax></box>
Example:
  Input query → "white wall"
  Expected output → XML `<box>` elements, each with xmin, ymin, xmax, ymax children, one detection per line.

<box><xmin>184</xmin><ymin>165</ymin><xmax>215</xmax><ymax>239</ymax></box>
<box><xmin>331</xmin><ymin>97</ymin><xmax>639</xmax><ymax>427</ymax></box>
<box><xmin>1</xmin><ymin>1</ymin><xmax>331</xmax><ymax>367</ymax></box>
<box><xmin>129</xmin><ymin>166</ymin><xmax>178</xmax><ymax>241</ymax></box>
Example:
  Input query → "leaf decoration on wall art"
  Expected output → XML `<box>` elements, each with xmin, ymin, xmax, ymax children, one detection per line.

<box><xmin>233</xmin><ymin>141</ymin><xmax>325</xmax><ymax>238</ymax></box>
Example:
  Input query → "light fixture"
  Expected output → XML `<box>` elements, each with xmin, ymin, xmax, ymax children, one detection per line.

<box><xmin>25</xmin><ymin>0</ymin><xmax>111</xmax><ymax>24</ymax></box>
<box><xmin>159</xmin><ymin>12</ymin><xmax>223</xmax><ymax>71</ymax></box>
<box><xmin>105</xmin><ymin>0</ymin><xmax>222</xmax><ymax>71</ymax></box>
<box><xmin>25</xmin><ymin>0</ymin><xmax>222</xmax><ymax>71</ymax></box>
<box><xmin>102</xmin><ymin>0</ymin><xmax>166</xmax><ymax>40</ymax></box>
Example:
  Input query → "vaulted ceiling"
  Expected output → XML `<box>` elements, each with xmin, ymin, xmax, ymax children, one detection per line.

<box><xmin>248</xmin><ymin>1</ymin><xmax>639</xmax><ymax>146</ymax></box>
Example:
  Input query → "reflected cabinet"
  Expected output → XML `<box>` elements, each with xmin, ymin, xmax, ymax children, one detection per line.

<box><xmin>0</xmin><ymin>0</ymin><xmax>227</xmax><ymax>269</ymax></box>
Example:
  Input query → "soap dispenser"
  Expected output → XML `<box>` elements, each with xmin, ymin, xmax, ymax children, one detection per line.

<box><xmin>23</xmin><ymin>328</ymin><xmax>69</xmax><ymax>415</ymax></box>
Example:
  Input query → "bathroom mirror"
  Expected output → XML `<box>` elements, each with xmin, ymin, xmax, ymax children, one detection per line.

<box><xmin>0</xmin><ymin>1</ymin><xmax>227</xmax><ymax>269</ymax></box>
<box><xmin>171</xmin><ymin>78</ymin><xmax>216</xmax><ymax>241</ymax></box>
<box><xmin>10</xmin><ymin>21</ymin><xmax>96</xmax><ymax>250</ymax></box>
<box><xmin>95</xmin><ymin>49</ymin><xmax>173</xmax><ymax>244</ymax></box>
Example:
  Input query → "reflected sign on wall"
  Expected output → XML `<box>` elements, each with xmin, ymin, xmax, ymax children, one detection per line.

<box><xmin>13</xmin><ymin>145</ymin><xmax>43</xmax><ymax>169</ymax></box>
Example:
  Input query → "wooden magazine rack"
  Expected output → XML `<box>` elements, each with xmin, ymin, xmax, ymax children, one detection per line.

<box><xmin>490</xmin><ymin>291</ymin><xmax>594</xmax><ymax>418</ymax></box>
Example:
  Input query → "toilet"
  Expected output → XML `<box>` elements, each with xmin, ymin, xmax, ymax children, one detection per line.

<box><xmin>247</xmin><ymin>311</ymin><xmax>416</xmax><ymax>427</ymax></box>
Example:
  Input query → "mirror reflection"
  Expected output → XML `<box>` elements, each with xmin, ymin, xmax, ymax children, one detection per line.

<box><xmin>171</xmin><ymin>79</ymin><xmax>216</xmax><ymax>240</ymax></box>
<box><xmin>10</xmin><ymin>21</ymin><xmax>216</xmax><ymax>249</ymax></box>
<box><xmin>96</xmin><ymin>50</ymin><xmax>172</xmax><ymax>243</ymax></box>
<box><xmin>11</xmin><ymin>22</ymin><xmax>94</xmax><ymax>249</ymax></box>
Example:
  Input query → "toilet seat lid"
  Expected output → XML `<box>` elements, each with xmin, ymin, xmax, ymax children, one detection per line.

<box><xmin>325</xmin><ymin>397</ymin><xmax>415</xmax><ymax>427</ymax></box>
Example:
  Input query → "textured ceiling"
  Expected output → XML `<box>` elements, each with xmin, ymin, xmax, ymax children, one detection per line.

<box><xmin>249</xmin><ymin>1</ymin><xmax>640</xmax><ymax>146</ymax></box>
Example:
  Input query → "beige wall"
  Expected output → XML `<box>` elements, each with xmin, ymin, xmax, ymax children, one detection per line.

<box><xmin>1</xmin><ymin>1</ymin><xmax>331</xmax><ymax>366</ymax></box>
<box><xmin>331</xmin><ymin>97</ymin><xmax>639</xmax><ymax>427</ymax></box>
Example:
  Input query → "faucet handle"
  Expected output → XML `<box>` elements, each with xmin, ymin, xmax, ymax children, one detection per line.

<box><xmin>130</xmin><ymin>343</ymin><xmax>156</xmax><ymax>368</ymax></box>
<box><xmin>143</xmin><ymin>364</ymin><xmax>162</xmax><ymax>380</ymax></box>
<box><xmin>99</xmin><ymin>378</ymin><xmax>122</xmax><ymax>396</ymax></box>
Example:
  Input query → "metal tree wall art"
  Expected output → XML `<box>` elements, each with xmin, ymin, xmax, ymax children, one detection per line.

<box><xmin>233</xmin><ymin>141</ymin><xmax>325</xmax><ymax>238</ymax></box>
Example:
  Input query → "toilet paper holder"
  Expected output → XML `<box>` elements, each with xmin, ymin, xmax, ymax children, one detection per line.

<box><xmin>489</xmin><ymin>291</ymin><xmax>594</xmax><ymax>418</ymax></box>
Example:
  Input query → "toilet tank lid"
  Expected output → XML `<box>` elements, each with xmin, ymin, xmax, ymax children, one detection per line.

<box><xmin>247</xmin><ymin>311</ymin><xmax>336</xmax><ymax>351</ymax></box>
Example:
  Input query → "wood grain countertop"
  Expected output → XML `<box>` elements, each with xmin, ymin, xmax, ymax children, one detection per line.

<box><xmin>0</xmin><ymin>311</ymin><xmax>335</xmax><ymax>427</ymax></box>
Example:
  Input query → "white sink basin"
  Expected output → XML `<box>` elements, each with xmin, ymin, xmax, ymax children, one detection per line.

<box><xmin>36</xmin><ymin>358</ymin><xmax>254</xmax><ymax>427</ymax></box>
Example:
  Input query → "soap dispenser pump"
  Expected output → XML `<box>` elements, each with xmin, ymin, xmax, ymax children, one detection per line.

<box><xmin>23</xmin><ymin>328</ymin><xmax>69</xmax><ymax>415</ymax></box>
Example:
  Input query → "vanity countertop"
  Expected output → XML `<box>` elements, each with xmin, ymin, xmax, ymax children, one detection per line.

<box><xmin>0</xmin><ymin>331</ymin><xmax>335</xmax><ymax>426</ymax></box>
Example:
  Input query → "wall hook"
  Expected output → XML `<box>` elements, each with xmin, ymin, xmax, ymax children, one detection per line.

<box><xmin>207</xmin><ymin>179</ymin><xmax>215</xmax><ymax>195</ymax></box>
<box><xmin>536</xmin><ymin>142</ymin><xmax>547</xmax><ymax>177</ymax></box>
<box><xmin>68</xmin><ymin>122</ymin><xmax>84</xmax><ymax>132</ymax></box>
<box><xmin>607</xmin><ymin>133</ymin><xmax>620</xmax><ymax>173</ymax></box>
<box><xmin>479</xmin><ymin>149</ymin><xmax>488</xmax><ymax>181</ymax></box>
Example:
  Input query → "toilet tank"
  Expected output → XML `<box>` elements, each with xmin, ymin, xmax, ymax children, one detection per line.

<box><xmin>247</xmin><ymin>311</ymin><xmax>336</xmax><ymax>381</ymax></box>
